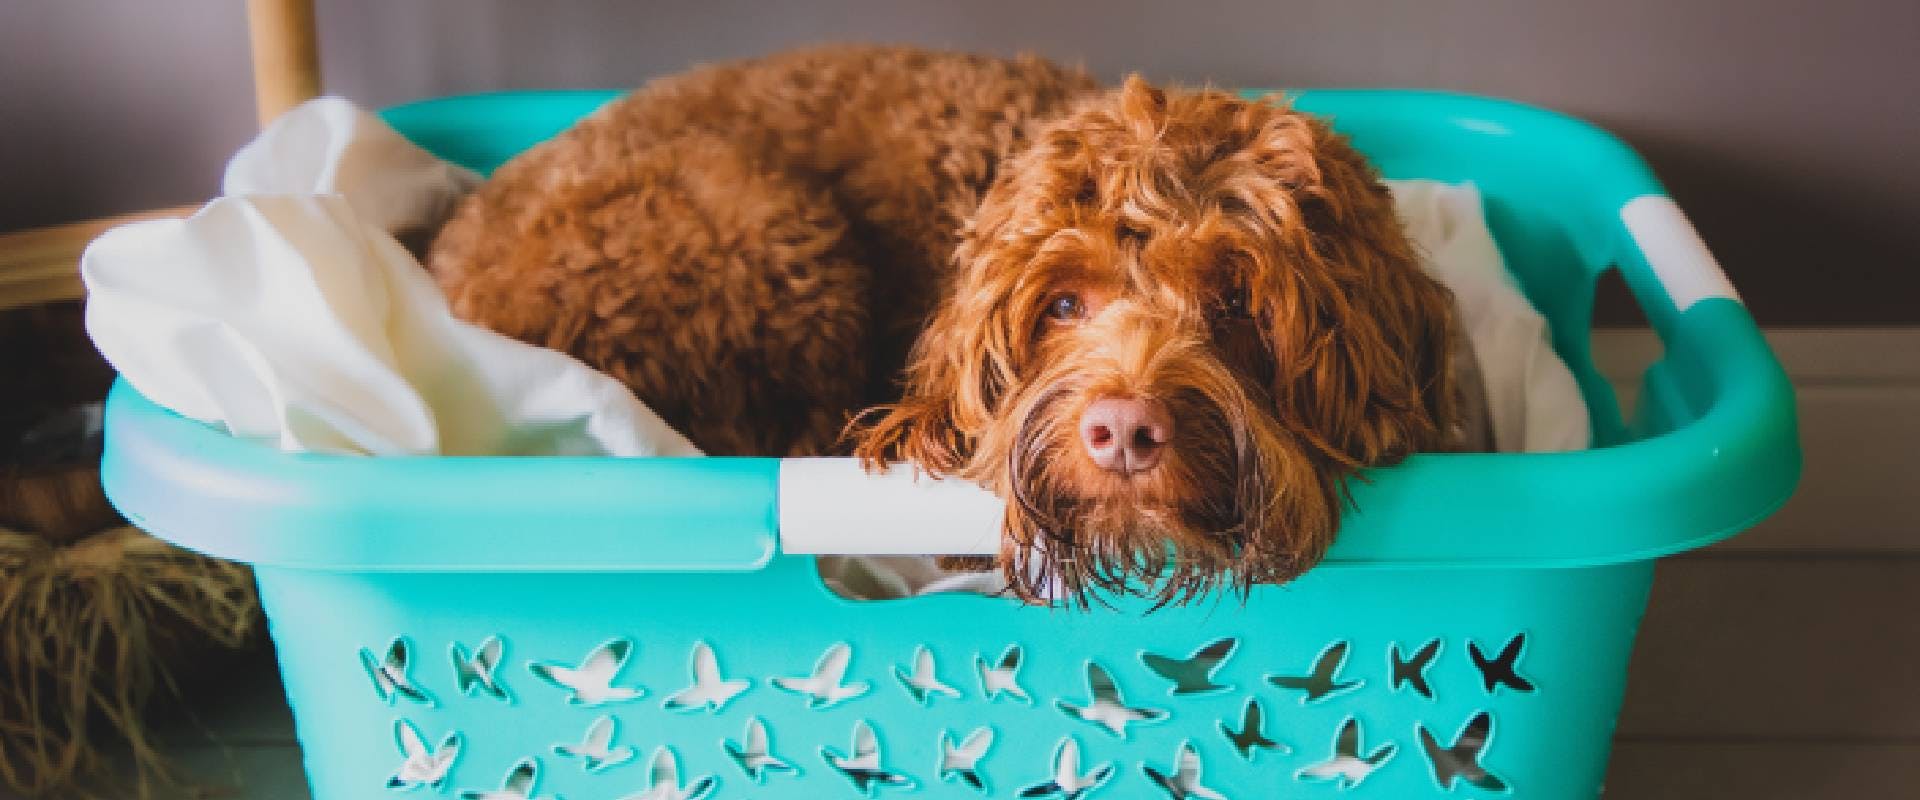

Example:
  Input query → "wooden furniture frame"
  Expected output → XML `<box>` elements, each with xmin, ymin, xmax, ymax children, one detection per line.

<box><xmin>0</xmin><ymin>0</ymin><xmax>320</xmax><ymax>311</ymax></box>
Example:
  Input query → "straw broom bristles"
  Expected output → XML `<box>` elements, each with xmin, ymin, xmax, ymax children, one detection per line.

<box><xmin>0</xmin><ymin>296</ymin><xmax>259</xmax><ymax>796</ymax></box>
<box><xmin>0</xmin><ymin>524</ymin><xmax>258</xmax><ymax>798</ymax></box>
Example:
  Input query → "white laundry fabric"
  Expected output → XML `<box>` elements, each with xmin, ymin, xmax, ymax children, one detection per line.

<box><xmin>1390</xmin><ymin>179</ymin><xmax>1590</xmax><ymax>454</ymax></box>
<box><xmin>83</xmin><ymin>98</ymin><xmax>700</xmax><ymax>458</ymax></box>
<box><xmin>221</xmin><ymin>97</ymin><xmax>479</xmax><ymax>236</ymax></box>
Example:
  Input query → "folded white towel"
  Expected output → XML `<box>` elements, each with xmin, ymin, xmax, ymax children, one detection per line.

<box><xmin>83</xmin><ymin>98</ymin><xmax>699</xmax><ymax>458</ymax></box>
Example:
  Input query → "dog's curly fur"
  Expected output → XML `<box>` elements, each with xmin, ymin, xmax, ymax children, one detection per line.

<box><xmin>430</xmin><ymin>45</ymin><xmax>1460</xmax><ymax>605</ymax></box>
<box><xmin>431</xmin><ymin>46</ymin><xmax>1092</xmax><ymax>456</ymax></box>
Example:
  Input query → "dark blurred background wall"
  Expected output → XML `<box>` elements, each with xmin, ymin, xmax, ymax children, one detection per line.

<box><xmin>2</xmin><ymin>0</ymin><xmax>1914</xmax><ymax>324</ymax></box>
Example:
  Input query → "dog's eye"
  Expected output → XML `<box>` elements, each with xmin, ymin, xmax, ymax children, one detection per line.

<box><xmin>1219</xmin><ymin>287</ymin><xmax>1252</xmax><ymax>319</ymax></box>
<box><xmin>1047</xmin><ymin>293</ymin><xmax>1086</xmax><ymax>321</ymax></box>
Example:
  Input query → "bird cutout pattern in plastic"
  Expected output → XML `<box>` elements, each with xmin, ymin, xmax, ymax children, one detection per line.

<box><xmin>552</xmin><ymin>715</ymin><xmax>637</xmax><ymax>774</ymax></box>
<box><xmin>822</xmin><ymin>720</ymin><xmax>916</xmax><ymax>795</ymax></box>
<box><xmin>1296</xmin><ymin>717</ymin><xmax>1397</xmax><ymax>790</ymax></box>
<box><xmin>1469</xmin><ymin>634</ymin><xmax>1536</xmax><ymax>694</ymax></box>
<box><xmin>723</xmin><ymin>716</ymin><xmax>799</xmax><ymax>783</ymax></box>
<box><xmin>617</xmin><ymin>746</ymin><xmax>717</xmax><ymax>800</ymax></box>
<box><xmin>451</xmin><ymin>636</ymin><xmax>512</xmax><ymax>703</ymax></box>
<box><xmin>1141</xmin><ymin>740</ymin><xmax>1228</xmax><ymax>800</ymax></box>
<box><xmin>976</xmin><ymin>644</ymin><xmax>1031</xmax><ymax>703</ymax></box>
<box><xmin>1056</xmin><ymin>661</ymin><xmax>1169</xmax><ymax>738</ymax></box>
<box><xmin>895</xmin><ymin>645</ymin><xmax>962</xmax><ymax>705</ymax></box>
<box><xmin>663</xmin><ymin>641</ymin><xmax>750</xmax><ymax>713</ymax></box>
<box><xmin>528</xmin><ymin>638</ymin><xmax>646</xmax><ymax>707</ymax></box>
<box><xmin>1417</xmin><ymin>711</ymin><xmax>1507</xmax><ymax>792</ymax></box>
<box><xmin>1218</xmin><ymin>697</ymin><xmax>1289</xmax><ymax>760</ymax></box>
<box><xmin>458</xmin><ymin>757</ymin><xmax>550</xmax><ymax>800</ymax></box>
<box><xmin>774</xmin><ymin>642</ymin><xmax>872</xmax><ymax>710</ymax></box>
<box><xmin>1390</xmin><ymin>639</ymin><xmax>1442</xmax><ymax>700</ymax></box>
<box><xmin>361</xmin><ymin>637</ymin><xmax>434</xmax><ymax>707</ymax></box>
<box><xmin>386</xmin><ymin>718</ymin><xmax>461</xmax><ymax>791</ymax></box>
<box><xmin>1018</xmin><ymin>736</ymin><xmax>1114</xmax><ymax>799</ymax></box>
<box><xmin>349</xmin><ymin>631</ymin><xmax>1539</xmax><ymax>796</ymax></box>
<box><xmin>937</xmin><ymin>726</ymin><xmax>996</xmax><ymax>794</ymax></box>
<box><xmin>1267</xmin><ymin>640</ymin><xmax>1364</xmax><ymax>704</ymax></box>
<box><xmin>1140</xmin><ymin>637</ymin><xmax>1238</xmax><ymax>696</ymax></box>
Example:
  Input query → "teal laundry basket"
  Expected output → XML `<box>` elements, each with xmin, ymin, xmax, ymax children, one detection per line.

<box><xmin>100</xmin><ymin>89</ymin><xmax>1799</xmax><ymax>800</ymax></box>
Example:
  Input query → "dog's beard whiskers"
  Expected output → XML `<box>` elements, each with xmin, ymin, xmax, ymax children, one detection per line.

<box><xmin>1000</xmin><ymin>385</ymin><xmax>1105</xmax><ymax>604</ymax></box>
<box><xmin>994</xmin><ymin>380</ymin><xmax>1143</xmax><ymax>607</ymax></box>
<box><xmin>979</xmin><ymin>330</ymin><xmax>1327</xmax><ymax>609</ymax></box>
<box><xmin>1144</xmin><ymin>388</ymin><xmax>1245</xmax><ymax>606</ymax></box>
<box><xmin>998</xmin><ymin>379</ymin><xmax>1252</xmax><ymax>608</ymax></box>
<box><xmin>1004</xmin><ymin>386</ymin><xmax>1076</xmax><ymax>536</ymax></box>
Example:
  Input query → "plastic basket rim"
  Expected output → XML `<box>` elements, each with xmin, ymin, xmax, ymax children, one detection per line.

<box><xmin>96</xmin><ymin>88</ymin><xmax>1801</xmax><ymax>573</ymax></box>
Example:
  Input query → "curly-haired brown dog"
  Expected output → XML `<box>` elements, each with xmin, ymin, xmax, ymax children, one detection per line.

<box><xmin>429</xmin><ymin>45</ymin><xmax>1462</xmax><ymax>606</ymax></box>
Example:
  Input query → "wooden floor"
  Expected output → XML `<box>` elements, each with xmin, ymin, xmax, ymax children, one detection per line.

<box><xmin>1600</xmin><ymin>328</ymin><xmax>1920</xmax><ymax>799</ymax></box>
<box><xmin>19</xmin><ymin>328</ymin><xmax>1915</xmax><ymax>800</ymax></box>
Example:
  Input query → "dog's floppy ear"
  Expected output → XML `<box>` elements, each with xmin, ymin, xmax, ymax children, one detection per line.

<box><xmin>1249</xmin><ymin>111</ymin><xmax>1459</xmax><ymax>472</ymax></box>
<box><xmin>850</xmin><ymin>199</ymin><xmax>1027</xmax><ymax>475</ymax></box>
<box><xmin>850</xmin><ymin>308</ymin><xmax>1000</xmax><ymax>474</ymax></box>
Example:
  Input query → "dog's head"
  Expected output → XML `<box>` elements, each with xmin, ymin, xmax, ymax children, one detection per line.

<box><xmin>855</xmin><ymin>78</ymin><xmax>1459</xmax><ymax>606</ymax></box>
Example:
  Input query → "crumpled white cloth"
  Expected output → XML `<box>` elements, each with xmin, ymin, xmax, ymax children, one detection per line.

<box><xmin>83</xmin><ymin>98</ymin><xmax>699</xmax><ymax>457</ymax></box>
<box><xmin>1391</xmin><ymin>179</ymin><xmax>1590</xmax><ymax>453</ymax></box>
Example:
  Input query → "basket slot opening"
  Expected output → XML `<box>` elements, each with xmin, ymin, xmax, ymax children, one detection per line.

<box><xmin>1586</xmin><ymin>266</ymin><xmax>1667</xmax><ymax>446</ymax></box>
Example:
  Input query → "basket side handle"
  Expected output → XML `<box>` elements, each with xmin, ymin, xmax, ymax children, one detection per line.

<box><xmin>778</xmin><ymin>458</ymin><xmax>1002</xmax><ymax>555</ymax></box>
<box><xmin>1600</xmin><ymin>187</ymin><xmax>1801</xmax><ymax>540</ymax></box>
<box><xmin>1615</xmin><ymin>195</ymin><xmax>1741</xmax><ymax>329</ymax></box>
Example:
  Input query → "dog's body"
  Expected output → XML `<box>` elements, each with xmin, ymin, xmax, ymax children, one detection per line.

<box><xmin>431</xmin><ymin>46</ymin><xmax>1094</xmax><ymax>457</ymax></box>
<box><xmin>430</xmin><ymin>45</ymin><xmax>1463</xmax><ymax>604</ymax></box>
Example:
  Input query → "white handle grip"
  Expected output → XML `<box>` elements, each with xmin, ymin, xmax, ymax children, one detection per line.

<box><xmin>1621</xmin><ymin>196</ymin><xmax>1740</xmax><ymax>312</ymax></box>
<box><xmin>777</xmin><ymin>458</ymin><xmax>1004</xmax><ymax>555</ymax></box>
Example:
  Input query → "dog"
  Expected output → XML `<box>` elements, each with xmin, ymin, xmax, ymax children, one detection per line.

<box><xmin>428</xmin><ymin>45</ymin><xmax>1464</xmax><ymax>606</ymax></box>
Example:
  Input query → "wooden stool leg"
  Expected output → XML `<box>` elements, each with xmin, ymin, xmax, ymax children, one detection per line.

<box><xmin>245</xmin><ymin>0</ymin><xmax>322</xmax><ymax>128</ymax></box>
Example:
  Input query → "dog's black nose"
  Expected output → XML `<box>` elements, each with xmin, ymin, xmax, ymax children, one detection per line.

<box><xmin>1080</xmin><ymin>396</ymin><xmax>1172</xmax><ymax>474</ymax></box>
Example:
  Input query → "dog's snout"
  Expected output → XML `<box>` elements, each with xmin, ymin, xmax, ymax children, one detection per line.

<box><xmin>1079</xmin><ymin>397</ymin><xmax>1172</xmax><ymax>474</ymax></box>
